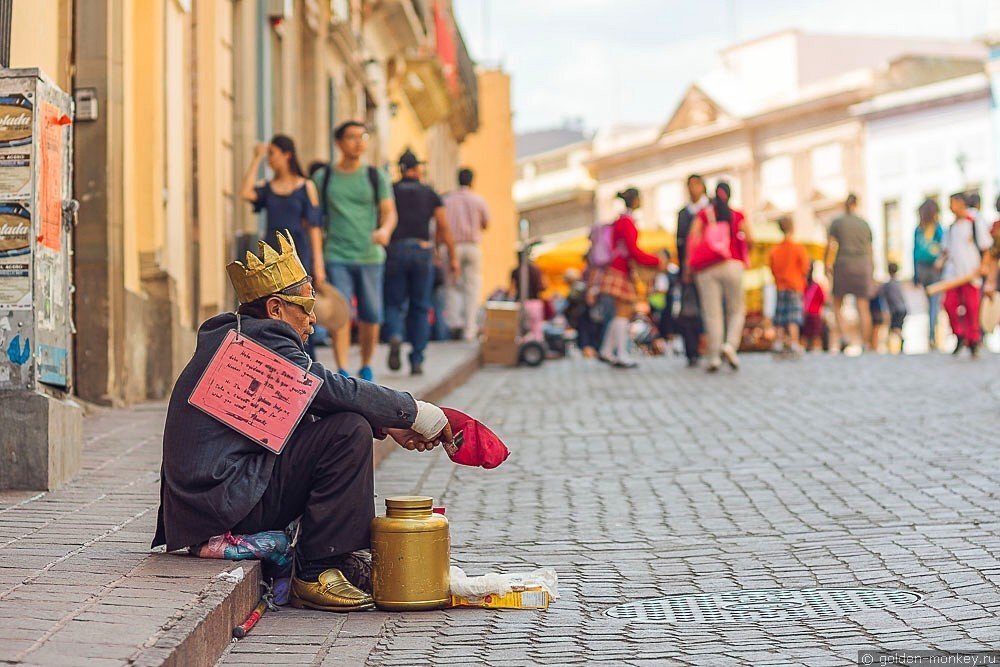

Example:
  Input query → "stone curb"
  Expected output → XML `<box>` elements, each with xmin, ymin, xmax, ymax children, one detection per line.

<box><xmin>131</xmin><ymin>560</ymin><xmax>262</xmax><ymax>667</ymax></box>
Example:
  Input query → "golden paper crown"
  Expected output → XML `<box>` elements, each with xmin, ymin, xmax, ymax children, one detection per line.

<box><xmin>226</xmin><ymin>231</ymin><xmax>308</xmax><ymax>304</ymax></box>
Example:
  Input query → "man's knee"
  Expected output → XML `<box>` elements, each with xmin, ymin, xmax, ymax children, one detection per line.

<box><xmin>314</xmin><ymin>413</ymin><xmax>374</xmax><ymax>458</ymax></box>
<box><xmin>334</xmin><ymin>412</ymin><xmax>373</xmax><ymax>441</ymax></box>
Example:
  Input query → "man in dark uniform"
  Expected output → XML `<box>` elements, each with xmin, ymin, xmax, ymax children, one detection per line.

<box><xmin>676</xmin><ymin>174</ymin><xmax>709</xmax><ymax>366</ymax></box>
<box><xmin>152</xmin><ymin>232</ymin><xmax>451</xmax><ymax>612</ymax></box>
<box><xmin>384</xmin><ymin>149</ymin><xmax>457</xmax><ymax>376</ymax></box>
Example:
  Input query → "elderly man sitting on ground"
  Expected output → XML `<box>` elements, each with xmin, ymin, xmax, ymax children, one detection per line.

<box><xmin>152</xmin><ymin>232</ymin><xmax>451</xmax><ymax>612</ymax></box>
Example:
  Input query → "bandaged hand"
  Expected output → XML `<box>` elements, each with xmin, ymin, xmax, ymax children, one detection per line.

<box><xmin>384</xmin><ymin>402</ymin><xmax>452</xmax><ymax>452</ymax></box>
<box><xmin>412</xmin><ymin>401</ymin><xmax>448</xmax><ymax>439</ymax></box>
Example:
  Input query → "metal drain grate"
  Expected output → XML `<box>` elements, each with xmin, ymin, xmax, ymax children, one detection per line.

<box><xmin>605</xmin><ymin>588</ymin><xmax>922</xmax><ymax>624</ymax></box>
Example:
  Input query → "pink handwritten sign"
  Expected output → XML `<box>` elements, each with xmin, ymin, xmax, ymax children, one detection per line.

<box><xmin>188</xmin><ymin>329</ymin><xmax>323</xmax><ymax>454</ymax></box>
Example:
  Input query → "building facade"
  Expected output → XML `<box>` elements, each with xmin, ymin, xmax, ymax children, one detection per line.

<box><xmin>586</xmin><ymin>31</ymin><xmax>988</xmax><ymax>254</ymax></box>
<box><xmin>514</xmin><ymin>126</ymin><xmax>594</xmax><ymax>243</ymax></box>
<box><xmin>855</xmin><ymin>74</ymin><xmax>995</xmax><ymax>278</ymax></box>
<box><xmin>460</xmin><ymin>68</ymin><xmax>517</xmax><ymax>298</ymax></box>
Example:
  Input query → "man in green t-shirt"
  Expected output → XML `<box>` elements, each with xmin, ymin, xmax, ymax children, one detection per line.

<box><xmin>313</xmin><ymin>121</ymin><xmax>397</xmax><ymax>381</ymax></box>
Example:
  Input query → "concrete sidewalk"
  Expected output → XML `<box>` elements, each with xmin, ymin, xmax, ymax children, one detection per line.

<box><xmin>0</xmin><ymin>341</ymin><xmax>478</xmax><ymax>667</ymax></box>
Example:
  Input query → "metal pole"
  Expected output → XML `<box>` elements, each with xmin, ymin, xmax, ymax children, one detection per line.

<box><xmin>0</xmin><ymin>0</ymin><xmax>12</xmax><ymax>69</ymax></box>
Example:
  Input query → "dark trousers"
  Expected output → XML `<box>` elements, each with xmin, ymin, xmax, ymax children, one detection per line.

<box><xmin>431</xmin><ymin>283</ymin><xmax>450</xmax><ymax>341</ymax></box>
<box><xmin>676</xmin><ymin>318</ymin><xmax>702</xmax><ymax>361</ymax></box>
<box><xmin>677</xmin><ymin>284</ymin><xmax>702</xmax><ymax>361</ymax></box>
<box><xmin>232</xmin><ymin>412</ymin><xmax>374</xmax><ymax>563</ymax></box>
<box><xmin>592</xmin><ymin>293</ymin><xmax>616</xmax><ymax>350</ymax></box>
<box><xmin>383</xmin><ymin>240</ymin><xmax>435</xmax><ymax>365</ymax></box>
<box><xmin>658</xmin><ymin>289</ymin><xmax>677</xmax><ymax>340</ymax></box>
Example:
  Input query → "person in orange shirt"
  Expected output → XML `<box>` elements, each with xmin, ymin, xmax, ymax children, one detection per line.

<box><xmin>768</xmin><ymin>217</ymin><xmax>810</xmax><ymax>357</ymax></box>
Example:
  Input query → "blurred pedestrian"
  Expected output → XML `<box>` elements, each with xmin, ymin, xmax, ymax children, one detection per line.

<box><xmin>597</xmin><ymin>188</ymin><xmax>666</xmax><ymax>368</ymax></box>
<box><xmin>912</xmin><ymin>198</ymin><xmax>944</xmax><ymax>350</ymax></box>
<box><xmin>444</xmin><ymin>168</ymin><xmax>490</xmax><ymax>341</ymax></box>
<box><xmin>941</xmin><ymin>192</ymin><xmax>991</xmax><ymax>357</ymax></box>
<box><xmin>239</xmin><ymin>135</ymin><xmax>322</xmax><ymax>359</ymax></box>
<box><xmin>967</xmin><ymin>191</ymin><xmax>988</xmax><ymax>232</ymax></box>
<box><xmin>824</xmin><ymin>194</ymin><xmax>874</xmax><ymax>352</ymax></box>
<box><xmin>687</xmin><ymin>182</ymin><xmax>751</xmax><ymax>373</ymax></box>
<box><xmin>768</xmin><ymin>216</ymin><xmax>809</xmax><ymax>357</ymax></box>
<box><xmin>430</xmin><ymin>246</ymin><xmax>451</xmax><ymax>342</ymax></box>
<box><xmin>802</xmin><ymin>264</ymin><xmax>827</xmax><ymax>351</ymax></box>
<box><xmin>312</xmin><ymin>121</ymin><xmax>397</xmax><ymax>381</ymax></box>
<box><xmin>868</xmin><ymin>285</ymin><xmax>885</xmax><ymax>352</ymax></box>
<box><xmin>676</xmin><ymin>174</ymin><xmax>709</xmax><ymax>366</ymax></box>
<box><xmin>510</xmin><ymin>251</ymin><xmax>548</xmax><ymax>344</ymax></box>
<box><xmin>385</xmin><ymin>149</ymin><xmax>457</xmax><ymax>376</ymax></box>
<box><xmin>509</xmin><ymin>250</ymin><xmax>546</xmax><ymax>300</ymax></box>
<box><xmin>979</xmin><ymin>195</ymin><xmax>1000</xmax><ymax>297</ymax></box>
<box><xmin>581</xmin><ymin>259</ymin><xmax>613</xmax><ymax>358</ymax></box>
<box><xmin>562</xmin><ymin>267</ymin><xmax>591</xmax><ymax>352</ymax></box>
<box><xmin>651</xmin><ymin>252</ymin><xmax>677</xmax><ymax>355</ymax></box>
<box><xmin>873</xmin><ymin>262</ymin><xmax>907</xmax><ymax>354</ymax></box>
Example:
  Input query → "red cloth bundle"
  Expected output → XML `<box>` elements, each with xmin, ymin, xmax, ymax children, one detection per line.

<box><xmin>441</xmin><ymin>408</ymin><xmax>510</xmax><ymax>469</ymax></box>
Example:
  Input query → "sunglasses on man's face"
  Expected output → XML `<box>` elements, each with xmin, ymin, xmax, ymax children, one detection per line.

<box><xmin>274</xmin><ymin>293</ymin><xmax>315</xmax><ymax>316</ymax></box>
<box><xmin>274</xmin><ymin>282</ymin><xmax>316</xmax><ymax>316</ymax></box>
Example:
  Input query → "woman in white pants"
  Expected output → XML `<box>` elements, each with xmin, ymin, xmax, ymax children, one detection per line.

<box><xmin>686</xmin><ymin>182</ymin><xmax>752</xmax><ymax>372</ymax></box>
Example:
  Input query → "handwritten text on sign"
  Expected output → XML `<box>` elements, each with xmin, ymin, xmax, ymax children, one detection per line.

<box><xmin>188</xmin><ymin>329</ymin><xmax>323</xmax><ymax>454</ymax></box>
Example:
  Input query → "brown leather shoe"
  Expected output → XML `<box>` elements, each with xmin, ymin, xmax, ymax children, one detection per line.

<box><xmin>290</xmin><ymin>568</ymin><xmax>375</xmax><ymax>612</ymax></box>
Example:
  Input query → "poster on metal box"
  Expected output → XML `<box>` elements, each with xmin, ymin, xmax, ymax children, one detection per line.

<box><xmin>0</xmin><ymin>202</ymin><xmax>31</xmax><ymax>309</ymax></box>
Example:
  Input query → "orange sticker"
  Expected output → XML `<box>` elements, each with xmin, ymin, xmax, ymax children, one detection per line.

<box><xmin>38</xmin><ymin>102</ymin><xmax>63</xmax><ymax>251</ymax></box>
<box><xmin>188</xmin><ymin>329</ymin><xmax>323</xmax><ymax>454</ymax></box>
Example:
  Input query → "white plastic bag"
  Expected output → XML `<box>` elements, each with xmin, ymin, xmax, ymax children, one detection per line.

<box><xmin>215</xmin><ymin>566</ymin><xmax>245</xmax><ymax>583</ymax></box>
<box><xmin>450</xmin><ymin>565</ymin><xmax>559</xmax><ymax>599</ymax></box>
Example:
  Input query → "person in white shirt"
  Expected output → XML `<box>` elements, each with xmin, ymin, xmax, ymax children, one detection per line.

<box><xmin>940</xmin><ymin>192</ymin><xmax>992</xmax><ymax>356</ymax></box>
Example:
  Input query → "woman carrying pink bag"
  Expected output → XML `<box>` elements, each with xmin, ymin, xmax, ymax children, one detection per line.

<box><xmin>685</xmin><ymin>182</ymin><xmax>752</xmax><ymax>373</ymax></box>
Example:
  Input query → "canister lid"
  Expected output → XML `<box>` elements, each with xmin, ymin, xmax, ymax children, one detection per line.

<box><xmin>385</xmin><ymin>495</ymin><xmax>433</xmax><ymax>511</ymax></box>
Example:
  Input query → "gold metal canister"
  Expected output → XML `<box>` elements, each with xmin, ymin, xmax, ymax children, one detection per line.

<box><xmin>371</xmin><ymin>495</ymin><xmax>450</xmax><ymax>611</ymax></box>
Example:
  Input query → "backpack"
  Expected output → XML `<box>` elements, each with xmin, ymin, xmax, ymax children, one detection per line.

<box><xmin>588</xmin><ymin>221</ymin><xmax>615</xmax><ymax>268</ymax></box>
<box><xmin>318</xmin><ymin>164</ymin><xmax>381</xmax><ymax>225</ymax></box>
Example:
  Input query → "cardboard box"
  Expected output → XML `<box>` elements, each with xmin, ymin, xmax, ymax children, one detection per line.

<box><xmin>482</xmin><ymin>302</ymin><xmax>521</xmax><ymax>338</ymax></box>
<box><xmin>450</xmin><ymin>588</ymin><xmax>550</xmax><ymax>610</ymax></box>
<box><xmin>482</xmin><ymin>321</ymin><xmax>518</xmax><ymax>339</ymax></box>
<box><xmin>481</xmin><ymin>338</ymin><xmax>519</xmax><ymax>366</ymax></box>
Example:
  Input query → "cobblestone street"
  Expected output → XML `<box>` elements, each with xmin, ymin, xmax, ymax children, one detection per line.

<box><xmin>224</xmin><ymin>351</ymin><xmax>1000</xmax><ymax>666</ymax></box>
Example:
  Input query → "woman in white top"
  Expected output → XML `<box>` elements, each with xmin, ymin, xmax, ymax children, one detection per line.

<box><xmin>940</xmin><ymin>192</ymin><xmax>992</xmax><ymax>356</ymax></box>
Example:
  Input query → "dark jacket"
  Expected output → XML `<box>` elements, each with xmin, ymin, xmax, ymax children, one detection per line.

<box><xmin>152</xmin><ymin>313</ymin><xmax>416</xmax><ymax>552</ymax></box>
<box><xmin>677</xmin><ymin>206</ymin><xmax>697</xmax><ymax>269</ymax></box>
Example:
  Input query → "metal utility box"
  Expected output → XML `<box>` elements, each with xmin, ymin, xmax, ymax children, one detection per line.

<box><xmin>0</xmin><ymin>68</ymin><xmax>81</xmax><ymax>490</ymax></box>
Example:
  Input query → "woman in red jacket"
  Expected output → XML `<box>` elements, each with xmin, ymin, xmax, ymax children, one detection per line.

<box><xmin>598</xmin><ymin>188</ymin><xmax>666</xmax><ymax>368</ymax></box>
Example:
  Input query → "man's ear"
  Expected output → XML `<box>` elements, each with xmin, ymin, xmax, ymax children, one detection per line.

<box><xmin>266</xmin><ymin>296</ymin><xmax>283</xmax><ymax>319</ymax></box>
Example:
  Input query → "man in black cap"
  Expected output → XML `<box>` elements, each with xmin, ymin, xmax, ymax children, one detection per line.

<box><xmin>385</xmin><ymin>149</ymin><xmax>458</xmax><ymax>375</ymax></box>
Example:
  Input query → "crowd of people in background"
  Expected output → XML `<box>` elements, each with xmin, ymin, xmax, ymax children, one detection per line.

<box><xmin>240</xmin><ymin>121</ymin><xmax>490</xmax><ymax>381</ymax></box>
<box><xmin>240</xmin><ymin>122</ymin><xmax>1000</xmax><ymax>377</ymax></box>
<box><xmin>561</xmin><ymin>177</ymin><xmax>1000</xmax><ymax>372</ymax></box>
